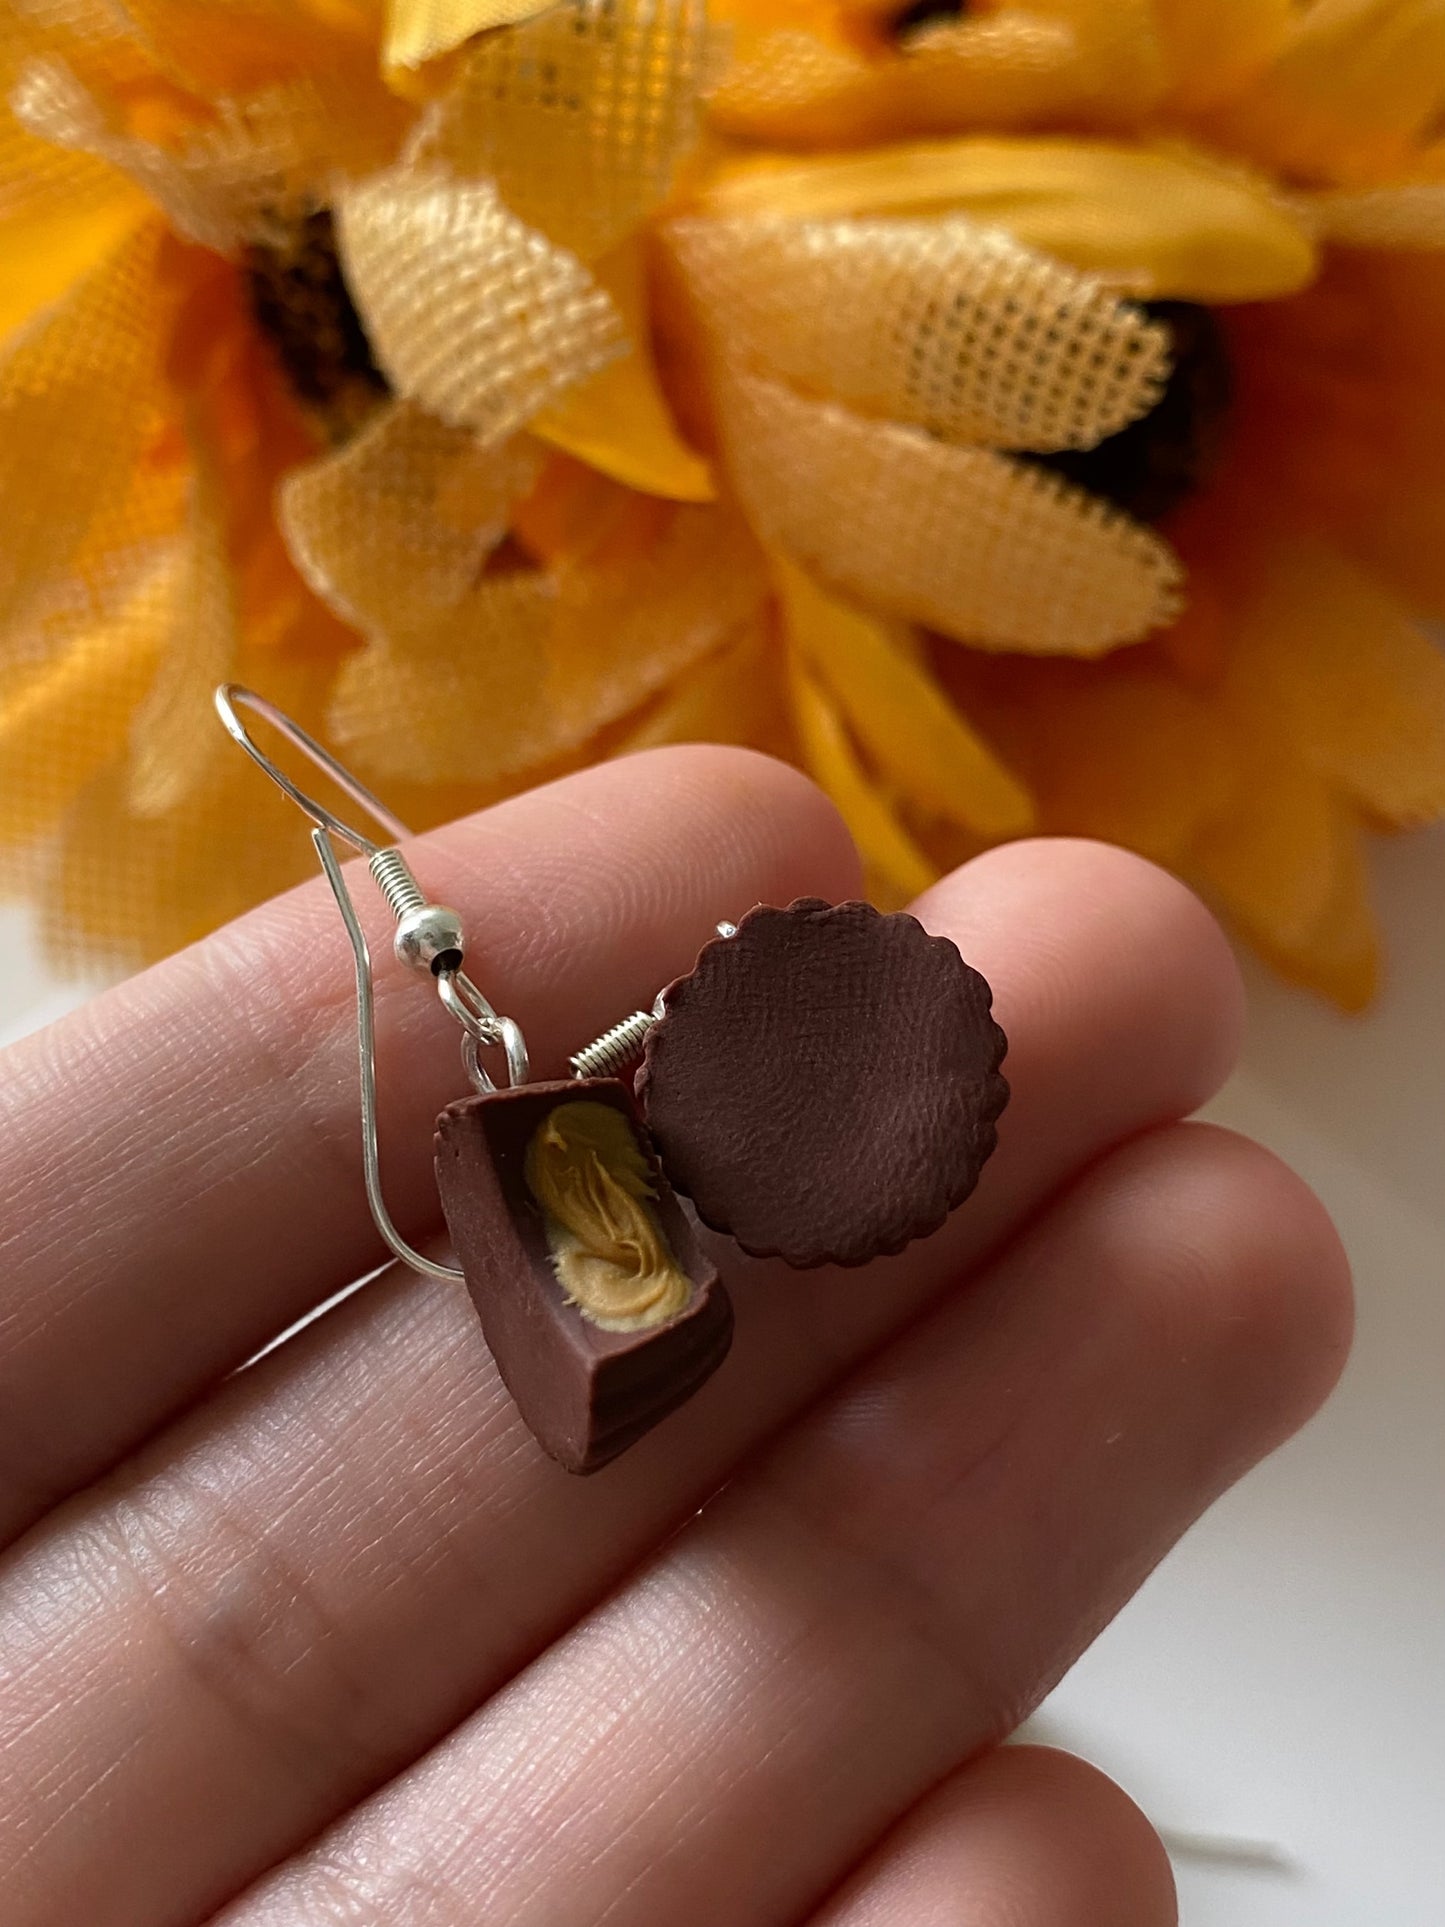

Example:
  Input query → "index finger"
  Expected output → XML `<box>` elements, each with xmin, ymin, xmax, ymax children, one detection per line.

<box><xmin>0</xmin><ymin>745</ymin><xmax>859</xmax><ymax>1544</ymax></box>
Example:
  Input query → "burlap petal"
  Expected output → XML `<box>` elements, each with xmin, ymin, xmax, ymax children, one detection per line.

<box><xmin>328</xmin><ymin>567</ymin><xmax>564</xmax><ymax>784</ymax></box>
<box><xmin>718</xmin><ymin>371</ymin><xmax>1181</xmax><ymax>653</ymax></box>
<box><xmin>384</xmin><ymin>0</ymin><xmax>564</xmax><ymax>77</ymax></box>
<box><xmin>428</xmin><ymin>0</ymin><xmax>715</xmax><ymax>262</ymax></box>
<box><xmin>330</xmin><ymin>500</ymin><xmax>765</xmax><ymax>783</ymax></box>
<box><xmin>279</xmin><ymin>398</ymin><xmax>538</xmax><ymax>637</ymax></box>
<box><xmin>667</xmin><ymin>213</ymin><xmax>1170</xmax><ymax>451</ymax></box>
<box><xmin>337</xmin><ymin>167</ymin><xmax>625</xmax><ymax>443</ymax></box>
<box><xmin>12</xmin><ymin>49</ymin><xmax>412</xmax><ymax>257</ymax></box>
<box><xmin>547</xmin><ymin>502</ymin><xmax>767</xmax><ymax>738</ymax></box>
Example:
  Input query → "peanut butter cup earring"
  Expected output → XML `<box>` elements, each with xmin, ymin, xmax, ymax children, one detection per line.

<box><xmin>217</xmin><ymin>686</ymin><xmax>1008</xmax><ymax>1475</ymax></box>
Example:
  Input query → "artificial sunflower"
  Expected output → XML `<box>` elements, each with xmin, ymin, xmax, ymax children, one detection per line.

<box><xmin>1</xmin><ymin>0</ymin><xmax>1443</xmax><ymax>1005</ymax></box>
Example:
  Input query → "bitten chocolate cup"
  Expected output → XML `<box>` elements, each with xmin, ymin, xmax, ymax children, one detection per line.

<box><xmin>638</xmin><ymin>898</ymin><xmax>1009</xmax><ymax>1269</ymax></box>
<box><xmin>435</xmin><ymin>1077</ymin><xmax>732</xmax><ymax>1475</ymax></box>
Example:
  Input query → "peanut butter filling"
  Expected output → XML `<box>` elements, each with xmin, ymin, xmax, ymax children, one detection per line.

<box><xmin>524</xmin><ymin>1101</ymin><xmax>692</xmax><ymax>1333</ymax></box>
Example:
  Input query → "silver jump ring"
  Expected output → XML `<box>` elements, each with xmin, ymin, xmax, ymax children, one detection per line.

<box><xmin>462</xmin><ymin>1016</ymin><xmax>530</xmax><ymax>1095</ymax></box>
<box><xmin>437</xmin><ymin>969</ymin><xmax>502</xmax><ymax>1043</ymax></box>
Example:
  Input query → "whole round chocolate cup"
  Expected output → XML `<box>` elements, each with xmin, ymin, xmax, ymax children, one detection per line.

<box><xmin>638</xmin><ymin>898</ymin><xmax>1009</xmax><ymax>1269</ymax></box>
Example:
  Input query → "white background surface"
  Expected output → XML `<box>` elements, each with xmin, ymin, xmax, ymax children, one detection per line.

<box><xmin>1</xmin><ymin>831</ymin><xmax>1442</xmax><ymax>1925</ymax></box>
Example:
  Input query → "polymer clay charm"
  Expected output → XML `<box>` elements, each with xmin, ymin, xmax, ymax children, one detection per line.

<box><xmin>639</xmin><ymin>899</ymin><xmax>1008</xmax><ymax>1268</ymax></box>
<box><xmin>216</xmin><ymin>687</ymin><xmax>1007</xmax><ymax>1476</ymax></box>
<box><xmin>434</xmin><ymin>1079</ymin><xmax>731</xmax><ymax>1473</ymax></box>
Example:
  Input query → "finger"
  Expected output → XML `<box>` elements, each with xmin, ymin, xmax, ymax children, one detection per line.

<box><xmin>0</xmin><ymin>746</ymin><xmax>858</xmax><ymax>1540</ymax></box>
<box><xmin>214</xmin><ymin>1125</ymin><xmax>1349</xmax><ymax>1927</ymax></box>
<box><xmin>0</xmin><ymin>845</ymin><xmax>1245</xmax><ymax>1927</ymax></box>
<box><xmin>806</xmin><ymin>1746</ymin><xmax>1176</xmax><ymax>1927</ymax></box>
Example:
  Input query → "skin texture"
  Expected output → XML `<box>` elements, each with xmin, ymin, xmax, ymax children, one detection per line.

<box><xmin>0</xmin><ymin>746</ymin><xmax>1352</xmax><ymax>1927</ymax></box>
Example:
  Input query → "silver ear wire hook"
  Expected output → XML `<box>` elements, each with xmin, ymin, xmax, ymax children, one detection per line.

<box><xmin>214</xmin><ymin>683</ymin><xmax>408</xmax><ymax>853</ymax></box>
<box><xmin>215</xmin><ymin>683</ymin><xmax>530</xmax><ymax>1283</ymax></box>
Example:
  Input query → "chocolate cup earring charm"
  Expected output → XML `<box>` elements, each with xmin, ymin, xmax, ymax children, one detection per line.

<box><xmin>638</xmin><ymin>899</ymin><xmax>1009</xmax><ymax>1269</ymax></box>
<box><xmin>435</xmin><ymin>1079</ymin><xmax>732</xmax><ymax>1475</ymax></box>
<box><xmin>215</xmin><ymin>687</ymin><xmax>1007</xmax><ymax>1473</ymax></box>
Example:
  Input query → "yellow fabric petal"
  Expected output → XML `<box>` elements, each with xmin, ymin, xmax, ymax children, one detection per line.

<box><xmin>0</xmin><ymin>219</ymin><xmax>172</xmax><ymax>640</ymax></box>
<box><xmin>692</xmin><ymin>138</ymin><xmax>1319</xmax><ymax>303</ymax></box>
<box><xmin>429</xmin><ymin>0</ymin><xmax>714</xmax><ymax>263</ymax></box>
<box><xmin>1304</xmin><ymin>183</ymin><xmax>1445</xmax><ymax>247</ymax></box>
<box><xmin>0</xmin><ymin>555</ymin><xmax>169</xmax><ymax>851</ymax></box>
<box><xmin>50</xmin><ymin>652</ymin><xmax>343</xmax><ymax>964</ymax></box>
<box><xmin>1233</xmin><ymin>541</ymin><xmax>1445</xmax><ymax>829</ymax></box>
<box><xmin>336</xmin><ymin>166</ymin><xmax>624</xmax><ymax>443</ymax></box>
<box><xmin>533</xmin><ymin>241</ymin><xmax>715</xmax><ymax>501</ymax></box>
<box><xmin>1189</xmin><ymin>741</ymin><xmax>1341</xmax><ymax>951</ymax></box>
<box><xmin>1187</xmin><ymin>762</ymin><xmax>1378</xmax><ymax>1011</ymax></box>
<box><xmin>384</xmin><ymin>0</ymin><xmax>560</xmax><ymax>75</ymax></box>
<box><xmin>618</xmin><ymin>614</ymin><xmax>791</xmax><ymax>758</ymax></box>
<box><xmin>127</xmin><ymin>431</ymin><xmax>239</xmax><ymax>817</ymax></box>
<box><xmin>0</xmin><ymin>7</ymin><xmax>156</xmax><ymax>338</ymax></box>
<box><xmin>1252</xmin><ymin>823</ymin><xmax>1379</xmax><ymax>1013</ymax></box>
<box><xmin>940</xmin><ymin>648</ymin><xmax>1238</xmax><ymax>864</ymax></box>
<box><xmin>709</xmin><ymin>0</ymin><xmax>1171</xmax><ymax>146</ymax></box>
<box><xmin>115</xmin><ymin>0</ymin><xmax>376</xmax><ymax>95</ymax></box>
<box><xmin>667</xmin><ymin>212</ymin><xmax>1171</xmax><ymax>451</ymax></box>
<box><xmin>1212</xmin><ymin>0</ymin><xmax>1445</xmax><ymax>187</ymax></box>
<box><xmin>280</xmin><ymin>398</ymin><xmax>536</xmax><ymax>638</ymax></box>
<box><xmin>0</xmin><ymin>181</ymin><xmax>149</xmax><ymax>344</ymax></box>
<box><xmin>788</xmin><ymin>649</ymin><xmax>936</xmax><ymax>903</ymax></box>
<box><xmin>1221</xmin><ymin>251</ymin><xmax>1445</xmax><ymax>613</ymax></box>
<box><xmin>1153</xmin><ymin>0</ymin><xmax>1292</xmax><ymax>113</ymax></box>
<box><xmin>774</xmin><ymin>553</ymin><xmax>1033</xmax><ymax>838</ymax></box>
<box><xmin>331</xmin><ymin>500</ymin><xmax>766</xmax><ymax>783</ymax></box>
<box><xmin>546</xmin><ymin>504</ymin><xmax>768</xmax><ymax>743</ymax></box>
<box><xmin>717</xmin><ymin>369</ymin><xmax>1181</xmax><ymax>653</ymax></box>
<box><xmin>1337</xmin><ymin>488</ymin><xmax>1445</xmax><ymax>624</ymax></box>
<box><xmin>328</xmin><ymin>567</ymin><xmax>565</xmax><ymax>784</ymax></box>
<box><xmin>706</xmin><ymin>19</ymin><xmax>1088</xmax><ymax>148</ymax></box>
<box><xmin>1019</xmin><ymin>0</ymin><xmax>1167</xmax><ymax>120</ymax></box>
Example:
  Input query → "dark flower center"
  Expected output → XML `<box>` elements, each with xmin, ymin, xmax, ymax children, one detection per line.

<box><xmin>247</xmin><ymin>209</ymin><xmax>391</xmax><ymax>440</ymax></box>
<box><xmin>1022</xmin><ymin>300</ymin><xmax>1232</xmax><ymax>524</ymax></box>
<box><xmin>888</xmin><ymin>0</ymin><xmax>969</xmax><ymax>40</ymax></box>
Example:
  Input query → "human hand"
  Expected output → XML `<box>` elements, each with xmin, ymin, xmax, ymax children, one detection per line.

<box><xmin>0</xmin><ymin>748</ymin><xmax>1350</xmax><ymax>1926</ymax></box>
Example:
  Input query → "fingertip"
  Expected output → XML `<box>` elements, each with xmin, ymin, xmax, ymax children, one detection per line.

<box><xmin>1146</xmin><ymin>1122</ymin><xmax>1355</xmax><ymax>1447</ymax></box>
<box><xmin>905</xmin><ymin>842</ymin><xmax>1246</xmax><ymax>1237</ymax></box>
<box><xmin>813</xmin><ymin>1744</ymin><xmax>1176</xmax><ymax>1927</ymax></box>
<box><xmin>989</xmin><ymin>1746</ymin><xmax>1178</xmax><ymax>1926</ymax></box>
<box><xmin>1062</xmin><ymin>1121</ymin><xmax>1354</xmax><ymax>1468</ymax></box>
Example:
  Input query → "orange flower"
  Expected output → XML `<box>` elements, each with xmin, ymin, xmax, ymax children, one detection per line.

<box><xmin>673</xmin><ymin>0</ymin><xmax>1445</xmax><ymax>1006</ymax></box>
<box><xmin>1</xmin><ymin>0</ymin><xmax>1443</xmax><ymax>1005</ymax></box>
